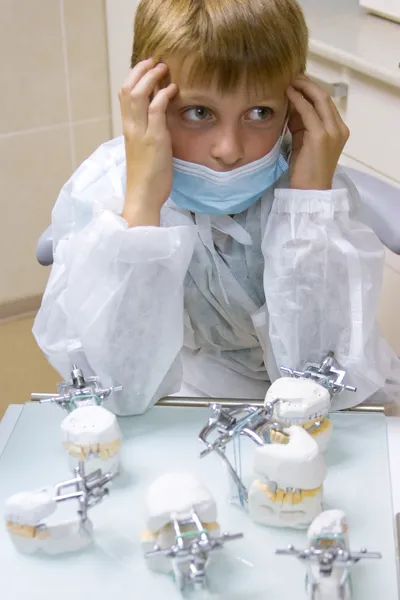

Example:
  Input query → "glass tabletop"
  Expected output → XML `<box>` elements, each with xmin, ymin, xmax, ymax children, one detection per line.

<box><xmin>0</xmin><ymin>403</ymin><xmax>398</xmax><ymax>599</ymax></box>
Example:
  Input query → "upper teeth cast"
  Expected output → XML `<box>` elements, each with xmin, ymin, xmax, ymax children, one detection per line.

<box><xmin>281</xmin><ymin>411</ymin><xmax>326</xmax><ymax>425</ymax></box>
<box><xmin>61</xmin><ymin>405</ymin><xmax>122</xmax><ymax>454</ymax></box>
<box><xmin>265</xmin><ymin>378</ymin><xmax>331</xmax><ymax>425</ymax></box>
<box><xmin>145</xmin><ymin>473</ymin><xmax>217</xmax><ymax>533</ymax></box>
<box><xmin>5</xmin><ymin>488</ymin><xmax>57</xmax><ymax>527</ymax></box>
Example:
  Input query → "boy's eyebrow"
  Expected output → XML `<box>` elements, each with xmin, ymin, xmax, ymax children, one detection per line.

<box><xmin>177</xmin><ymin>91</ymin><xmax>218</xmax><ymax>104</ymax></box>
<box><xmin>177</xmin><ymin>90</ymin><xmax>277</xmax><ymax>105</ymax></box>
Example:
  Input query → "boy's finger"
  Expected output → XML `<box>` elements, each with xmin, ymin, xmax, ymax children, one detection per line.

<box><xmin>317</xmin><ymin>89</ymin><xmax>350</xmax><ymax>137</ymax></box>
<box><xmin>119</xmin><ymin>58</ymin><xmax>155</xmax><ymax>99</ymax></box>
<box><xmin>119</xmin><ymin>59</ymin><xmax>156</xmax><ymax>132</ymax></box>
<box><xmin>286</xmin><ymin>85</ymin><xmax>323</xmax><ymax>134</ymax></box>
<box><xmin>147</xmin><ymin>84</ymin><xmax>178</xmax><ymax>137</ymax></box>
<box><xmin>291</xmin><ymin>77</ymin><xmax>340</xmax><ymax>136</ymax></box>
<box><xmin>128</xmin><ymin>64</ymin><xmax>169</xmax><ymax>132</ymax></box>
<box><xmin>149</xmin><ymin>81</ymin><xmax>160</xmax><ymax>103</ymax></box>
<box><xmin>287</xmin><ymin>101</ymin><xmax>305</xmax><ymax>135</ymax></box>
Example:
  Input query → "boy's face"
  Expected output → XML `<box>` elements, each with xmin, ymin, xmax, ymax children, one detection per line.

<box><xmin>165</xmin><ymin>56</ymin><xmax>288</xmax><ymax>172</ymax></box>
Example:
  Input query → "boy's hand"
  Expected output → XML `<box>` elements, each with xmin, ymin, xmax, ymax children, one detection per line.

<box><xmin>286</xmin><ymin>75</ymin><xmax>350</xmax><ymax>190</ymax></box>
<box><xmin>119</xmin><ymin>58</ymin><xmax>178</xmax><ymax>226</ymax></box>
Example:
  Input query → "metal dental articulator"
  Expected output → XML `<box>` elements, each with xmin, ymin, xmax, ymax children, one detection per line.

<box><xmin>5</xmin><ymin>462</ymin><xmax>118</xmax><ymax>555</ymax></box>
<box><xmin>31</xmin><ymin>365</ymin><xmax>122</xmax><ymax>412</ymax></box>
<box><xmin>280</xmin><ymin>351</ymin><xmax>357</xmax><ymax>396</ymax></box>
<box><xmin>198</xmin><ymin>400</ymin><xmax>280</xmax><ymax>505</ymax></box>
<box><xmin>52</xmin><ymin>461</ymin><xmax>118</xmax><ymax>524</ymax></box>
<box><xmin>198</xmin><ymin>353</ymin><xmax>356</xmax><ymax>507</ymax></box>
<box><xmin>276</xmin><ymin>540</ymin><xmax>381</xmax><ymax>599</ymax></box>
<box><xmin>145</xmin><ymin>509</ymin><xmax>243</xmax><ymax>594</ymax></box>
<box><xmin>276</xmin><ymin>542</ymin><xmax>382</xmax><ymax>571</ymax></box>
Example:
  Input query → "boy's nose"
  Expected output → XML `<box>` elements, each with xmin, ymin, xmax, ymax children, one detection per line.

<box><xmin>210</xmin><ymin>127</ymin><xmax>245</xmax><ymax>169</ymax></box>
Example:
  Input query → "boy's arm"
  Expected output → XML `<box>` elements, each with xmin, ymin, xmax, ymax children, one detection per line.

<box><xmin>33</xmin><ymin>140</ymin><xmax>196</xmax><ymax>416</ymax></box>
<box><xmin>262</xmin><ymin>76</ymin><xmax>400</xmax><ymax>409</ymax></box>
<box><xmin>261</xmin><ymin>171</ymin><xmax>400</xmax><ymax>409</ymax></box>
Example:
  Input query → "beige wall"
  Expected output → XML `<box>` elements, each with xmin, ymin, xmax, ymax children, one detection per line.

<box><xmin>0</xmin><ymin>0</ymin><xmax>112</xmax><ymax>315</ymax></box>
<box><xmin>105</xmin><ymin>0</ymin><xmax>139</xmax><ymax>137</ymax></box>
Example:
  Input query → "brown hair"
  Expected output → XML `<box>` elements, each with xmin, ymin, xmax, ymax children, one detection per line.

<box><xmin>131</xmin><ymin>0</ymin><xmax>308</xmax><ymax>95</ymax></box>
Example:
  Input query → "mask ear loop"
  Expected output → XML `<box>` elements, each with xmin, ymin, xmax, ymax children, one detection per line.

<box><xmin>273</xmin><ymin>111</ymin><xmax>290</xmax><ymax>168</ymax></box>
<box><xmin>283</xmin><ymin>102</ymin><xmax>292</xmax><ymax>162</ymax></box>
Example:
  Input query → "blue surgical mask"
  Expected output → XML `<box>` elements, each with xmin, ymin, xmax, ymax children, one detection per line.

<box><xmin>170</xmin><ymin>131</ymin><xmax>289</xmax><ymax>215</ymax></box>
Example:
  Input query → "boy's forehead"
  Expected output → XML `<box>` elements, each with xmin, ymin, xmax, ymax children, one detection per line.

<box><xmin>165</xmin><ymin>55</ymin><xmax>287</xmax><ymax>103</ymax></box>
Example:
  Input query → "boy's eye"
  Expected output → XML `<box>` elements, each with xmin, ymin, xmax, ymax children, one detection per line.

<box><xmin>182</xmin><ymin>107</ymin><xmax>213</xmax><ymax>122</ymax></box>
<box><xmin>247</xmin><ymin>107</ymin><xmax>274</xmax><ymax>121</ymax></box>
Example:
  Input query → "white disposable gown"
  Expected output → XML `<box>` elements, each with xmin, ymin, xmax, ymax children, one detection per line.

<box><xmin>33</xmin><ymin>136</ymin><xmax>400</xmax><ymax>415</ymax></box>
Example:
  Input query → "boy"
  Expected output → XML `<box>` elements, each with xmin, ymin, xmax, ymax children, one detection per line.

<box><xmin>33</xmin><ymin>0</ymin><xmax>400</xmax><ymax>415</ymax></box>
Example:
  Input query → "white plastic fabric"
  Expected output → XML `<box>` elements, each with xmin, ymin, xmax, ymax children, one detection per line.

<box><xmin>33</xmin><ymin>136</ymin><xmax>400</xmax><ymax>415</ymax></box>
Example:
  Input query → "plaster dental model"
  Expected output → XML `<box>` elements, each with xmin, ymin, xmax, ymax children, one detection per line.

<box><xmin>32</xmin><ymin>366</ymin><xmax>123</xmax><ymax>474</ymax></box>
<box><xmin>248</xmin><ymin>426</ymin><xmax>326</xmax><ymax>528</ymax></box>
<box><xmin>267</xmin><ymin>352</ymin><xmax>357</xmax><ymax>453</ymax></box>
<box><xmin>265</xmin><ymin>378</ymin><xmax>332</xmax><ymax>452</ymax></box>
<box><xmin>199</xmin><ymin>401</ymin><xmax>326</xmax><ymax>528</ymax></box>
<box><xmin>198</xmin><ymin>353</ymin><xmax>356</xmax><ymax>528</ymax></box>
<box><xmin>141</xmin><ymin>473</ymin><xmax>243</xmax><ymax>594</ymax></box>
<box><xmin>276</xmin><ymin>510</ymin><xmax>381</xmax><ymax>599</ymax></box>
<box><xmin>5</xmin><ymin>462</ymin><xmax>117</xmax><ymax>555</ymax></box>
<box><xmin>61</xmin><ymin>404</ymin><xmax>122</xmax><ymax>474</ymax></box>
